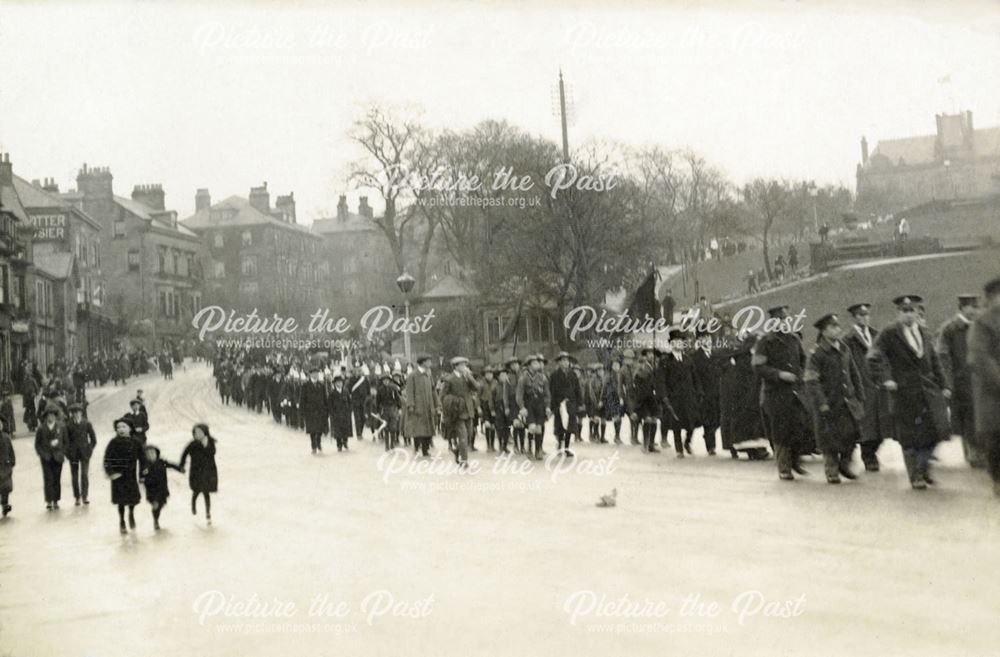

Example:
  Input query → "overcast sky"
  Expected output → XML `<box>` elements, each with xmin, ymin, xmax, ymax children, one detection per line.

<box><xmin>1</xmin><ymin>1</ymin><xmax>998</xmax><ymax>223</ymax></box>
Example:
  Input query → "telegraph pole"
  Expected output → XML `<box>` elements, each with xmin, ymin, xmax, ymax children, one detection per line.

<box><xmin>558</xmin><ymin>69</ymin><xmax>570</xmax><ymax>163</ymax></box>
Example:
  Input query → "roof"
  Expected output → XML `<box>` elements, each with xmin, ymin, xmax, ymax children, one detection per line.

<box><xmin>115</xmin><ymin>195</ymin><xmax>200</xmax><ymax>238</ymax></box>
<box><xmin>421</xmin><ymin>274</ymin><xmax>477</xmax><ymax>300</ymax></box>
<box><xmin>311</xmin><ymin>211</ymin><xmax>377</xmax><ymax>235</ymax></box>
<box><xmin>33</xmin><ymin>252</ymin><xmax>75</xmax><ymax>280</ymax></box>
<box><xmin>0</xmin><ymin>182</ymin><xmax>28</xmax><ymax>223</ymax></box>
<box><xmin>12</xmin><ymin>176</ymin><xmax>102</xmax><ymax>230</ymax></box>
<box><xmin>182</xmin><ymin>195</ymin><xmax>319</xmax><ymax>238</ymax></box>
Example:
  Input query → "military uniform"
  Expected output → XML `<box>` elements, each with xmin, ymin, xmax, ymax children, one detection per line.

<box><xmin>804</xmin><ymin>327</ymin><xmax>865</xmax><ymax>483</ymax></box>
<box><xmin>753</xmin><ymin>325</ymin><xmax>811</xmax><ymax>479</ymax></box>
<box><xmin>516</xmin><ymin>357</ymin><xmax>550</xmax><ymax>459</ymax></box>
<box><xmin>844</xmin><ymin>311</ymin><xmax>892</xmax><ymax>471</ymax></box>
<box><xmin>440</xmin><ymin>358</ymin><xmax>477</xmax><ymax>466</ymax></box>
<box><xmin>633</xmin><ymin>351</ymin><xmax>660</xmax><ymax>452</ymax></box>
<box><xmin>936</xmin><ymin>308</ymin><xmax>979</xmax><ymax>465</ymax></box>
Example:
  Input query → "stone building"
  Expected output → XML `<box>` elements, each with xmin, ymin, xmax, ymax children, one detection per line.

<box><xmin>0</xmin><ymin>154</ymin><xmax>33</xmax><ymax>384</ymax></box>
<box><xmin>67</xmin><ymin>165</ymin><xmax>204</xmax><ymax>348</ymax></box>
<box><xmin>857</xmin><ymin>110</ymin><xmax>1000</xmax><ymax>214</ymax></box>
<box><xmin>14</xmin><ymin>175</ymin><xmax>115</xmax><ymax>368</ymax></box>
<box><xmin>181</xmin><ymin>183</ymin><xmax>328</xmax><ymax>320</ymax></box>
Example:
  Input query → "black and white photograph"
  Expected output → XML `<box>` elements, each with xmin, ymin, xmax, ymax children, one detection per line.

<box><xmin>1</xmin><ymin>2</ymin><xmax>999</xmax><ymax>656</ymax></box>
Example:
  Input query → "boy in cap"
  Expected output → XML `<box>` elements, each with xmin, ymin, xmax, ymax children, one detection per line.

<box><xmin>480</xmin><ymin>367</ymin><xmax>497</xmax><ymax>452</ymax></box>
<box><xmin>516</xmin><ymin>354</ymin><xmax>551</xmax><ymax>460</ymax></box>
<box><xmin>633</xmin><ymin>347</ymin><xmax>660</xmax><ymax>453</ymax></box>
<box><xmin>505</xmin><ymin>357</ymin><xmax>525</xmax><ymax>454</ymax></box>
<box><xmin>493</xmin><ymin>366</ymin><xmax>515</xmax><ymax>454</ymax></box>
<box><xmin>440</xmin><ymin>356</ymin><xmax>477</xmax><ymax>467</ymax></box>
<box><xmin>586</xmin><ymin>363</ymin><xmax>606</xmax><ymax>443</ymax></box>
<box><xmin>868</xmin><ymin>295</ymin><xmax>950</xmax><ymax>489</ymax></box>
<box><xmin>804</xmin><ymin>314</ymin><xmax>865</xmax><ymax>484</ymax></box>
<box><xmin>35</xmin><ymin>406</ymin><xmax>66</xmax><ymax>510</ymax></box>
<box><xmin>66</xmin><ymin>403</ymin><xmax>97</xmax><ymax>505</ymax></box>
<box><xmin>124</xmin><ymin>398</ymin><xmax>149</xmax><ymax>445</ymax></box>
<box><xmin>935</xmin><ymin>294</ymin><xmax>982</xmax><ymax>466</ymax></box>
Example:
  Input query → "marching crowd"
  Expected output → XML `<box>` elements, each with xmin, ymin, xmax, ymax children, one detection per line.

<box><xmin>205</xmin><ymin>274</ymin><xmax>1000</xmax><ymax>494</ymax></box>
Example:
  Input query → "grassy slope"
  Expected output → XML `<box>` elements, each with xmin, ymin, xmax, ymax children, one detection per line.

<box><xmin>715</xmin><ymin>248</ymin><xmax>1000</xmax><ymax>348</ymax></box>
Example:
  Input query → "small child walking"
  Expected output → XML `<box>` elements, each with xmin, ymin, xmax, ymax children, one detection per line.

<box><xmin>140</xmin><ymin>445</ymin><xmax>183</xmax><ymax>531</ymax></box>
<box><xmin>180</xmin><ymin>423</ymin><xmax>218</xmax><ymax>525</ymax></box>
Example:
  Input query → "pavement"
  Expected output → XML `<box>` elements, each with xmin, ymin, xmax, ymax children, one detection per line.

<box><xmin>1</xmin><ymin>361</ymin><xmax>998</xmax><ymax>657</ymax></box>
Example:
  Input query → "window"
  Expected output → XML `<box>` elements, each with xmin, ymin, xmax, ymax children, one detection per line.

<box><xmin>487</xmin><ymin>316</ymin><xmax>502</xmax><ymax>345</ymax></box>
<box><xmin>13</xmin><ymin>275</ymin><xmax>24</xmax><ymax>310</ymax></box>
<box><xmin>157</xmin><ymin>248</ymin><xmax>166</xmax><ymax>273</ymax></box>
<box><xmin>533</xmin><ymin>314</ymin><xmax>553</xmax><ymax>342</ymax></box>
<box><xmin>213</xmin><ymin>233</ymin><xmax>224</xmax><ymax>248</ymax></box>
<box><xmin>128</xmin><ymin>250</ymin><xmax>140</xmax><ymax>271</ymax></box>
<box><xmin>241</xmin><ymin>230</ymin><xmax>253</xmax><ymax>247</ymax></box>
<box><xmin>239</xmin><ymin>280</ymin><xmax>259</xmax><ymax>295</ymax></box>
<box><xmin>0</xmin><ymin>264</ymin><xmax>7</xmax><ymax>305</ymax></box>
<box><xmin>241</xmin><ymin>255</ymin><xmax>258</xmax><ymax>277</ymax></box>
<box><xmin>214</xmin><ymin>262</ymin><xmax>226</xmax><ymax>278</ymax></box>
<box><xmin>172</xmin><ymin>251</ymin><xmax>180</xmax><ymax>274</ymax></box>
<box><xmin>190</xmin><ymin>292</ymin><xmax>202</xmax><ymax>314</ymax></box>
<box><xmin>185</xmin><ymin>254</ymin><xmax>194</xmax><ymax>278</ymax></box>
<box><xmin>113</xmin><ymin>219</ymin><xmax>126</xmax><ymax>239</ymax></box>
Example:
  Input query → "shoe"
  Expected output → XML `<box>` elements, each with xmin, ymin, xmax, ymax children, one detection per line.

<box><xmin>707</xmin><ymin>449</ymin><xmax>716</xmax><ymax>456</ymax></box>
<box><xmin>839</xmin><ymin>467</ymin><xmax>858</xmax><ymax>481</ymax></box>
<box><xmin>923</xmin><ymin>471</ymin><xmax>935</xmax><ymax>486</ymax></box>
<box><xmin>779</xmin><ymin>472</ymin><xmax>794</xmax><ymax>481</ymax></box>
<box><xmin>46</xmin><ymin>503</ymin><xmax>52</xmax><ymax>510</ymax></box>
<box><xmin>119</xmin><ymin>521</ymin><xmax>127</xmax><ymax>534</ymax></box>
<box><xmin>863</xmin><ymin>461</ymin><xmax>880</xmax><ymax>472</ymax></box>
<box><xmin>565</xmin><ymin>450</ymin><xmax>575</xmax><ymax>458</ymax></box>
<box><xmin>2</xmin><ymin>504</ymin><xmax>10</xmax><ymax>517</ymax></box>
<box><xmin>206</xmin><ymin>514</ymin><xmax>212</xmax><ymax>526</ymax></box>
<box><xmin>614</xmin><ymin>438</ymin><xmax>622</xmax><ymax>445</ymax></box>
<box><xmin>128</xmin><ymin>514</ymin><xmax>136</xmax><ymax>529</ymax></box>
<box><xmin>84</xmin><ymin>497</ymin><xmax>90</xmax><ymax>505</ymax></box>
<box><xmin>675</xmin><ymin>451</ymin><xmax>684</xmax><ymax>459</ymax></box>
<box><xmin>792</xmin><ymin>464</ymin><xmax>809</xmax><ymax>476</ymax></box>
<box><xmin>53</xmin><ymin>501</ymin><xmax>59</xmax><ymax>510</ymax></box>
<box><xmin>684</xmin><ymin>440</ymin><xmax>693</xmax><ymax>455</ymax></box>
<box><xmin>826</xmin><ymin>474</ymin><xmax>841</xmax><ymax>484</ymax></box>
<box><xmin>75</xmin><ymin>498</ymin><xmax>81</xmax><ymax>506</ymax></box>
<box><xmin>154</xmin><ymin>520</ymin><xmax>160</xmax><ymax>531</ymax></box>
<box><xmin>911</xmin><ymin>478</ymin><xmax>927</xmax><ymax>490</ymax></box>
<box><xmin>731</xmin><ymin>450</ymin><xmax>739</xmax><ymax>460</ymax></box>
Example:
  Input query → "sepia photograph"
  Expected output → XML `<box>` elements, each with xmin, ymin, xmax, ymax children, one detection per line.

<box><xmin>0</xmin><ymin>1</ymin><xmax>999</xmax><ymax>656</ymax></box>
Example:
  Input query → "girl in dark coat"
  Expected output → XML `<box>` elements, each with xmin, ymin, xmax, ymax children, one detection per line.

<box><xmin>180</xmin><ymin>423</ymin><xmax>218</xmax><ymax>524</ymax></box>
<box><xmin>0</xmin><ymin>430</ymin><xmax>15</xmax><ymax>517</ymax></box>
<box><xmin>104</xmin><ymin>416</ymin><xmax>143</xmax><ymax>533</ymax></box>
<box><xmin>140</xmin><ymin>445</ymin><xmax>183</xmax><ymax>530</ymax></box>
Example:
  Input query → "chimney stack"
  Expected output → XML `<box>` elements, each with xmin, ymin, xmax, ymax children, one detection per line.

<box><xmin>76</xmin><ymin>164</ymin><xmax>114</xmax><ymax>200</ymax></box>
<box><xmin>861</xmin><ymin>136</ymin><xmax>869</xmax><ymax>166</ymax></box>
<box><xmin>195</xmin><ymin>188</ymin><xmax>211</xmax><ymax>212</ymax></box>
<box><xmin>275</xmin><ymin>192</ymin><xmax>296</xmax><ymax>224</ymax></box>
<box><xmin>42</xmin><ymin>177</ymin><xmax>60</xmax><ymax>193</ymax></box>
<box><xmin>0</xmin><ymin>153</ymin><xmax>13</xmax><ymax>186</ymax></box>
<box><xmin>249</xmin><ymin>182</ymin><xmax>270</xmax><ymax>214</ymax></box>
<box><xmin>337</xmin><ymin>195</ymin><xmax>348</xmax><ymax>221</ymax></box>
<box><xmin>359</xmin><ymin>196</ymin><xmax>373</xmax><ymax>219</ymax></box>
<box><xmin>132</xmin><ymin>183</ymin><xmax>166</xmax><ymax>211</ymax></box>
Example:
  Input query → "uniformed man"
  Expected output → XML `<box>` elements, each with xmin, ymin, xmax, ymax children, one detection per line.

<box><xmin>752</xmin><ymin>305</ymin><xmax>811</xmax><ymax>480</ymax></box>
<box><xmin>658</xmin><ymin>330</ymin><xmax>697</xmax><ymax>458</ymax></box>
<box><xmin>549</xmin><ymin>352</ymin><xmax>582</xmax><ymax>457</ymax></box>
<box><xmin>516</xmin><ymin>354</ymin><xmax>551</xmax><ymax>460</ymax></box>
<box><xmin>968</xmin><ymin>277</ymin><xmax>1000</xmax><ymax>497</ymax></box>
<box><xmin>620</xmin><ymin>349</ymin><xmax>640</xmax><ymax>446</ymax></box>
<box><xmin>935</xmin><ymin>294</ymin><xmax>982</xmax><ymax>466</ymax></box>
<box><xmin>440</xmin><ymin>356</ymin><xmax>477</xmax><ymax>467</ymax></box>
<box><xmin>844</xmin><ymin>303</ymin><xmax>891</xmax><ymax>471</ymax></box>
<box><xmin>480</xmin><ymin>366</ymin><xmax>497</xmax><ymax>452</ymax></box>
<box><xmin>691</xmin><ymin>331</ymin><xmax>722</xmax><ymax>456</ymax></box>
<box><xmin>804</xmin><ymin>314</ymin><xmax>866</xmax><ymax>484</ymax></box>
<box><xmin>493</xmin><ymin>367</ymin><xmax>515</xmax><ymax>454</ymax></box>
<box><xmin>868</xmin><ymin>295</ymin><xmax>951</xmax><ymax>490</ymax></box>
<box><xmin>505</xmin><ymin>357</ymin><xmax>526</xmax><ymax>453</ymax></box>
<box><xmin>633</xmin><ymin>347</ymin><xmax>661</xmax><ymax>453</ymax></box>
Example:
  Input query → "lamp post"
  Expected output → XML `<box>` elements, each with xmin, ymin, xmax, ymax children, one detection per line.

<box><xmin>809</xmin><ymin>185</ymin><xmax>819</xmax><ymax>235</ymax></box>
<box><xmin>395</xmin><ymin>271</ymin><xmax>415</xmax><ymax>363</ymax></box>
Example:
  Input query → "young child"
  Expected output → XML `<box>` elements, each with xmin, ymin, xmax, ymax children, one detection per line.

<box><xmin>180</xmin><ymin>424</ymin><xmax>218</xmax><ymax>525</ymax></box>
<box><xmin>0</xmin><ymin>429</ymin><xmax>15</xmax><ymax>517</ymax></box>
<box><xmin>104</xmin><ymin>417</ymin><xmax>143</xmax><ymax>534</ymax></box>
<box><xmin>140</xmin><ymin>445</ymin><xmax>183</xmax><ymax>530</ymax></box>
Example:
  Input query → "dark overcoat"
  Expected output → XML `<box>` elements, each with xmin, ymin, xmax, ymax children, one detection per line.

<box><xmin>403</xmin><ymin>368</ymin><xmax>438</xmax><ymax>437</ymax></box>
<box><xmin>868</xmin><ymin>322</ymin><xmax>950</xmax><ymax>449</ymax></box>
<box><xmin>104</xmin><ymin>435</ymin><xmax>142</xmax><ymax>505</ymax></box>
<box><xmin>180</xmin><ymin>439</ymin><xmax>218</xmax><ymax>493</ymax></box>
<box><xmin>804</xmin><ymin>339</ymin><xmax>865</xmax><ymax>452</ymax></box>
<box><xmin>968</xmin><ymin>306</ymin><xmax>1000</xmax><ymax>440</ymax></box>
<box><xmin>299</xmin><ymin>380</ymin><xmax>329</xmax><ymax>435</ymax></box>
<box><xmin>845</xmin><ymin>326</ymin><xmax>893</xmax><ymax>442</ymax></box>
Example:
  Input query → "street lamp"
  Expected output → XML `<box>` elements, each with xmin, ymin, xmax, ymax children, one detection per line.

<box><xmin>396</xmin><ymin>271</ymin><xmax>415</xmax><ymax>363</ymax></box>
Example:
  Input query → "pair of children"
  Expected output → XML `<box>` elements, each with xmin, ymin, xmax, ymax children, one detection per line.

<box><xmin>106</xmin><ymin>421</ymin><xmax>218</xmax><ymax>533</ymax></box>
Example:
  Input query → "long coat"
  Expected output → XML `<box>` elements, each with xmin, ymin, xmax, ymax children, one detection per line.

<box><xmin>691</xmin><ymin>347</ymin><xmax>722</xmax><ymax>428</ymax></box>
<box><xmin>35</xmin><ymin>423</ymin><xmax>67</xmax><ymax>463</ymax></box>
<box><xmin>868</xmin><ymin>321</ymin><xmax>950</xmax><ymax>449</ymax></box>
<box><xmin>968</xmin><ymin>306</ymin><xmax>1000</xmax><ymax>440</ymax></box>
<box><xmin>935</xmin><ymin>314</ymin><xmax>974</xmax><ymax>409</ymax></box>
<box><xmin>0</xmin><ymin>432</ymin><xmax>14</xmax><ymax>495</ymax></box>
<box><xmin>719</xmin><ymin>337</ymin><xmax>763</xmax><ymax>447</ymax></box>
<box><xmin>403</xmin><ymin>368</ymin><xmax>438</xmax><ymax>438</ymax></box>
<box><xmin>328</xmin><ymin>386</ymin><xmax>353</xmax><ymax>439</ymax></box>
<box><xmin>299</xmin><ymin>380</ymin><xmax>329</xmax><ymax>435</ymax></box>
<box><xmin>845</xmin><ymin>326</ymin><xmax>893</xmax><ymax>442</ymax></box>
<box><xmin>752</xmin><ymin>331</ymin><xmax>813</xmax><ymax>449</ymax></box>
<box><xmin>103</xmin><ymin>435</ymin><xmax>142</xmax><ymax>505</ymax></box>
<box><xmin>180</xmin><ymin>439</ymin><xmax>218</xmax><ymax>493</ymax></box>
<box><xmin>657</xmin><ymin>352</ymin><xmax>700</xmax><ymax>430</ymax></box>
<box><xmin>804</xmin><ymin>339</ymin><xmax>865</xmax><ymax>452</ymax></box>
<box><xmin>140</xmin><ymin>449</ymin><xmax>182</xmax><ymax>505</ymax></box>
